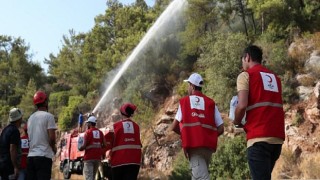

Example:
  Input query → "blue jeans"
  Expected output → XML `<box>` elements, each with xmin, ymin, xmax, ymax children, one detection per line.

<box><xmin>18</xmin><ymin>169</ymin><xmax>27</xmax><ymax>180</ymax></box>
<box><xmin>247</xmin><ymin>142</ymin><xmax>282</xmax><ymax>180</ymax></box>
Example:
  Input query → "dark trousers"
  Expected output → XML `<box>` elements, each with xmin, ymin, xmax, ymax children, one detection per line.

<box><xmin>0</xmin><ymin>168</ymin><xmax>14</xmax><ymax>180</ymax></box>
<box><xmin>0</xmin><ymin>155</ymin><xmax>13</xmax><ymax>180</ymax></box>
<box><xmin>27</xmin><ymin>156</ymin><xmax>52</xmax><ymax>180</ymax></box>
<box><xmin>247</xmin><ymin>142</ymin><xmax>282</xmax><ymax>180</ymax></box>
<box><xmin>112</xmin><ymin>165</ymin><xmax>140</xmax><ymax>180</ymax></box>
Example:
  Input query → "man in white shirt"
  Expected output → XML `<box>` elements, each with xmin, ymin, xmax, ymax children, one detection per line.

<box><xmin>27</xmin><ymin>91</ymin><xmax>57</xmax><ymax>180</ymax></box>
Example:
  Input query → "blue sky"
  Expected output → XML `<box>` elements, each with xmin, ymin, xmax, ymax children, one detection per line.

<box><xmin>0</xmin><ymin>0</ymin><xmax>154</xmax><ymax>72</ymax></box>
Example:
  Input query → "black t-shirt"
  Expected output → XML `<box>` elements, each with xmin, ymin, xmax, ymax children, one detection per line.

<box><xmin>0</xmin><ymin>124</ymin><xmax>21</xmax><ymax>155</ymax></box>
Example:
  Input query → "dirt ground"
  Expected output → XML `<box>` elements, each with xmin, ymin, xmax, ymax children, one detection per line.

<box><xmin>51</xmin><ymin>160</ymin><xmax>84</xmax><ymax>180</ymax></box>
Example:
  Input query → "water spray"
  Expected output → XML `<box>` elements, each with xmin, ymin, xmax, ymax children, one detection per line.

<box><xmin>92</xmin><ymin>0</ymin><xmax>187</xmax><ymax>114</ymax></box>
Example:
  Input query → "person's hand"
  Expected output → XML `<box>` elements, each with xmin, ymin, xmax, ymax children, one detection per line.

<box><xmin>52</xmin><ymin>146</ymin><xmax>57</xmax><ymax>155</ymax></box>
<box><xmin>183</xmin><ymin>149</ymin><xmax>189</xmax><ymax>160</ymax></box>
<box><xmin>11</xmin><ymin>167</ymin><xmax>19</xmax><ymax>179</ymax></box>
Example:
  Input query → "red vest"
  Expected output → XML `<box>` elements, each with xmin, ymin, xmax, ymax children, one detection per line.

<box><xmin>20</xmin><ymin>135</ymin><xmax>29</xmax><ymax>169</ymax></box>
<box><xmin>111</xmin><ymin>119</ymin><xmax>142</xmax><ymax>167</ymax></box>
<box><xmin>83</xmin><ymin>127</ymin><xmax>104</xmax><ymax>160</ymax></box>
<box><xmin>244</xmin><ymin>64</ymin><xmax>285</xmax><ymax>140</ymax></box>
<box><xmin>179</xmin><ymin>91</ymin><xmax>218</xmax><ymax>151</ymax></box>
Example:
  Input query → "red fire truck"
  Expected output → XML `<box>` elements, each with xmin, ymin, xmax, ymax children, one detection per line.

<box><xmin>59</xmin><ymin>128</ymin><xmax>112</xmax><ymax>179</ymax></box>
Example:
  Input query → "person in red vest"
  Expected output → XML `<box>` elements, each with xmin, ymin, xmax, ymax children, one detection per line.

<box><xmin>18</xmin><ymin>121</ymin><xmax>29</xmax><ymax>180</ymax></box>
<box><xmin>79</xmin><ymin>116</ymin><xmax>106</xmax><ymax>180</ymax></box>
<box><xmin>234</xmin><ymin>45</ymin><xmax>285</xmax><ymax>180</ymax></box>
<box><xmin>109</xmin><ymin>103</ymin><xmax>142</xmax><ymax>180</ymax></box>
<box><xmin>169</xmin><ymin>73</ymin><xmax>224</xmax><ymax>180</ymax></box>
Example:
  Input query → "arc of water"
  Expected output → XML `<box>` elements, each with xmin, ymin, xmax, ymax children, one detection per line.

<box><xmin>93</xmin><ymin>0</ymin><xmax>187</xmax><ymax>113</ymax></box>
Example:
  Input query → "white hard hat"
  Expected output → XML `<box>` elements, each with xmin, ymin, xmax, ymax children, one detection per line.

<box><xmin>86</xmin><ymin>116</ymin><xmax>97</xmax><ymax>123</ymax></box>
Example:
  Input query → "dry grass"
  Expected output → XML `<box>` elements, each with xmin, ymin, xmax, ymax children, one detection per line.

<box><xmin>299</xmin><ymin>152</ymin><xmax>320</xmax><ymax>179</ymax></box>
<box><xmin>273</xmin><ymin>147</ymin><xmax>320</xmax><ymax>179</ymax></box>
<box><xmin>272</xmin><ymin>147</ymin><xmax>300</xmax><ymax>179</ymax></box>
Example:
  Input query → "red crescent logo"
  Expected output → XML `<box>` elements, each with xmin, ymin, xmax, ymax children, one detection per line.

<box><xmin>266</xmin><ymin>74</ymin><xmax>272</xmax><ymax>83</ymax></box>
<box><xmin>195</xmin><ymin>97</ymin><xmax>200</xmax><ymax>103</ymax></box>
<box><xmin>127</xmin><ymin>123</ymin><xmax>131</xmax><ymax>128</ymax></box>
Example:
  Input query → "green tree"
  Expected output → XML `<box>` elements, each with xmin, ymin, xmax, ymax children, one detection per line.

<box><xmin>0</xmin><ymin>35</ymin><xmax>45</xmax><ymax>106</ymax></box>
<box><xmin>198</xmin><ymin>32</ymin><xmax>248</xmax><ymax>110</ymax></box>
<box><xmin>179</xmin><ymin>0</ymin><xmax>219</xmax><ymax>58</ymax></box>
<box><xmin>58</xmin><ymin>95</ymin><xmax>84</xmax><ymax>131</ymax></box>
<box><xmin>19</xmin><ymin>79</ymin><xmax>37</xmax><ymax>118</ymax></box>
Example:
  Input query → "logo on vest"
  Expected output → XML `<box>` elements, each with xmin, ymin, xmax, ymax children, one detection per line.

<box><xmin>260</xmin><ymin>72</ymin><xmax>279</xmax><ymax>92</ymax></box>
<box><xmin>190</xmin><ymin>96</ymin><xmax>205</xmax><ymax>110</ymax></box>
<box><xmin>191</xmin><ymin>112</ymin><xmax>205</xmax><ymax>118</ymax></box>
<box><xmin>125</xmin><ymin>138</ymin><xmax>135</xmax><ymax>142</ymax></box>
<box><xmin>21</xmin><ymin>139</ymin><xmax>29</xmax><ymax>148</ymax></box>
<box><xmin>123</xmin><ymin>121</ymin><xmax>134</xmax><ymax>134</ymax></box>
<box><xmin>93</xmin><ymin>130</ymin><xmax>100</xmax><ymax>139</ymax></box>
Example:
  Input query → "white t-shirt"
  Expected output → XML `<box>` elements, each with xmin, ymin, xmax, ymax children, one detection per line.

<box><xmin>175</xmin><ymin>104</ymin><xmax>224</xmax><ymax>127</ymax></box>
<box><xmin>27</xmin><ymin>111</ymin><xmax>57</xmax><ymax>158</ymax></box>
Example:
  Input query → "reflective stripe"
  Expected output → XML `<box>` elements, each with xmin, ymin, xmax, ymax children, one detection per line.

<box><xmin>247</xmin><ymin>102</ymin><xmax>283</xmax><ymax>111</ymax></box>
<box><xmin>86</xmin><ymin>143</ymin><xmax>101</xmax><ymax>149</ymax></box>
<box><xmin>112</xmin><ymin>145</ymin><xmax>141</xmax><ymax>152</ymax></box>
<box><xmin>22</xmin><ymin>152</ymin><xmax>28</xmax><ymax>155</ymax></box>
<box><xmin>182</xmin><ymin>122</ymin><xmax>217</xmax><ymax>131</ymax></box>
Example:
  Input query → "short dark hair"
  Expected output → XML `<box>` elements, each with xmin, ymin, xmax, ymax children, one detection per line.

<box><xmin>194</xmin><ymin>86</ymin><xmax>202</xmax><ymax>91</ymax></box>
<box><xmin>243</xmin><ymin>45</ymin><xmax>263</xmax><ymax>63</ymax></box>
<box><xmin>36</xmin><ymin>100</ymin><xmax>47</xmax><ymax>108</ymax></box>
<box><xmin>122</xmin><ymin>106</ymin><xmax>134</xmax><ymax>117</ymax></box>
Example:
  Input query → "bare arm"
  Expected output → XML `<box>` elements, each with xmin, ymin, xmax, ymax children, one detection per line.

<box><xmin>169</xmin><ymin>119</ymin><xmax>181</xmax><ymax>135</ymax></box>
<box><xmin>48</xmin><ymin>129</ymin><xmax>57</xmax><ymax>154</ymax></box>
<box><xmin>10</xmin><ymin>144</ymin><xmax>19</xmax><ymax>177</ymax></box>
<box><xmin>217</xmin><ymin>124</ymin><xmax>224</xmax><ymax>136</ymax></box>
<box><xmin>234</xmin><ymin>90</ymin><xmax>248</xmax><ymax>126</ymax></box>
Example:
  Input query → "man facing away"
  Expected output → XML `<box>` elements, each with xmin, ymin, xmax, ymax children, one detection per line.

<box><xmin>234</xmin><ymin>45</ymin><xmax>285</xmax><ymax>180</ymax></box>
<box><xmin>0</xmin><ymin>108</ymin><xmax>23</xmax><ymax>180</ymax></box>
<box><xmin>109</xmin><ymin>103</ymin><xmax>142</xmax><ymax>180</ymax></box>
<box><xmin>27</xmin><ymin>91</ymin><xmax>57</xmax><ymax>180</ymax></box>
<box><xmin>169</xmin><ymin>73</ymin><xmax>224</xmax><ymax>180</ymax></box>
<box><xmin>79</xmin><ymin>116</ymin><xmax>106</xmax><ymax>180</ymax></box>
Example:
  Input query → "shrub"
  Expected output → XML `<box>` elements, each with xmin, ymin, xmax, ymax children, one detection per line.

<box><xmin>210</xmin><ymin>135</ymin><xmax>250</xmax><ymax>180</ymax></box>
<box><xmin>49</xmin><ymin>91</ymin><xmax>70</xmax><ymax>118</ymax></box>
<box><xmin>292</xmin><ymin>108</ymin><xmax>304</xmax><ymax>127</ymax></box>
<box><xmin>58</xmin><ymin>95</ymin><xmax>84</xmax><ymax>131</ymax></box>
<box><xmin>169</xmin><ymin>150</ymin><xmax>191</xmax><ymax>180</ymax></box>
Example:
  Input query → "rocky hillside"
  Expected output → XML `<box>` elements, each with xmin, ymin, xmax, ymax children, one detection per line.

<box><xmin>53</xmin><ymin>36</ymin><xmax>320</xmax><ymax>179</ymax></box>
<box><xmin>138</xmin><ymin>40</ymin><xmax>320</xmax><ymax>179</ymax></box>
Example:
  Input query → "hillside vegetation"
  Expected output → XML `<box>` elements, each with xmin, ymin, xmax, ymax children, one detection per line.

<box><xmin>1</xmin><ymin>0</ymin><xmax>320</xmax><ymax>179</ymax></box>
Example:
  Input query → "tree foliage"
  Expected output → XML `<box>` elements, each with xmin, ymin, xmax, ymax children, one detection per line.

<box><xmin>198</xmin><ymin>32</ymin><xmax>248</xmax><ymax>110</ymax></box>
<box><xmin>58</xmin><ymin>95</ymin><xmax>84</xmax><ymax>131</ymax></box>
<box><xmin>0</xmin><ymin>35</ymin><xmax>46</xmax><ymax>126</ymax></box>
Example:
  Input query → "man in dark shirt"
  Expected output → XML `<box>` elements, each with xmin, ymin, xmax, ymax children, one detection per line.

<box><xmin>0</xmin><ymin>108</ymin><xmax>23</xmax><ymax>180</ymax></box>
